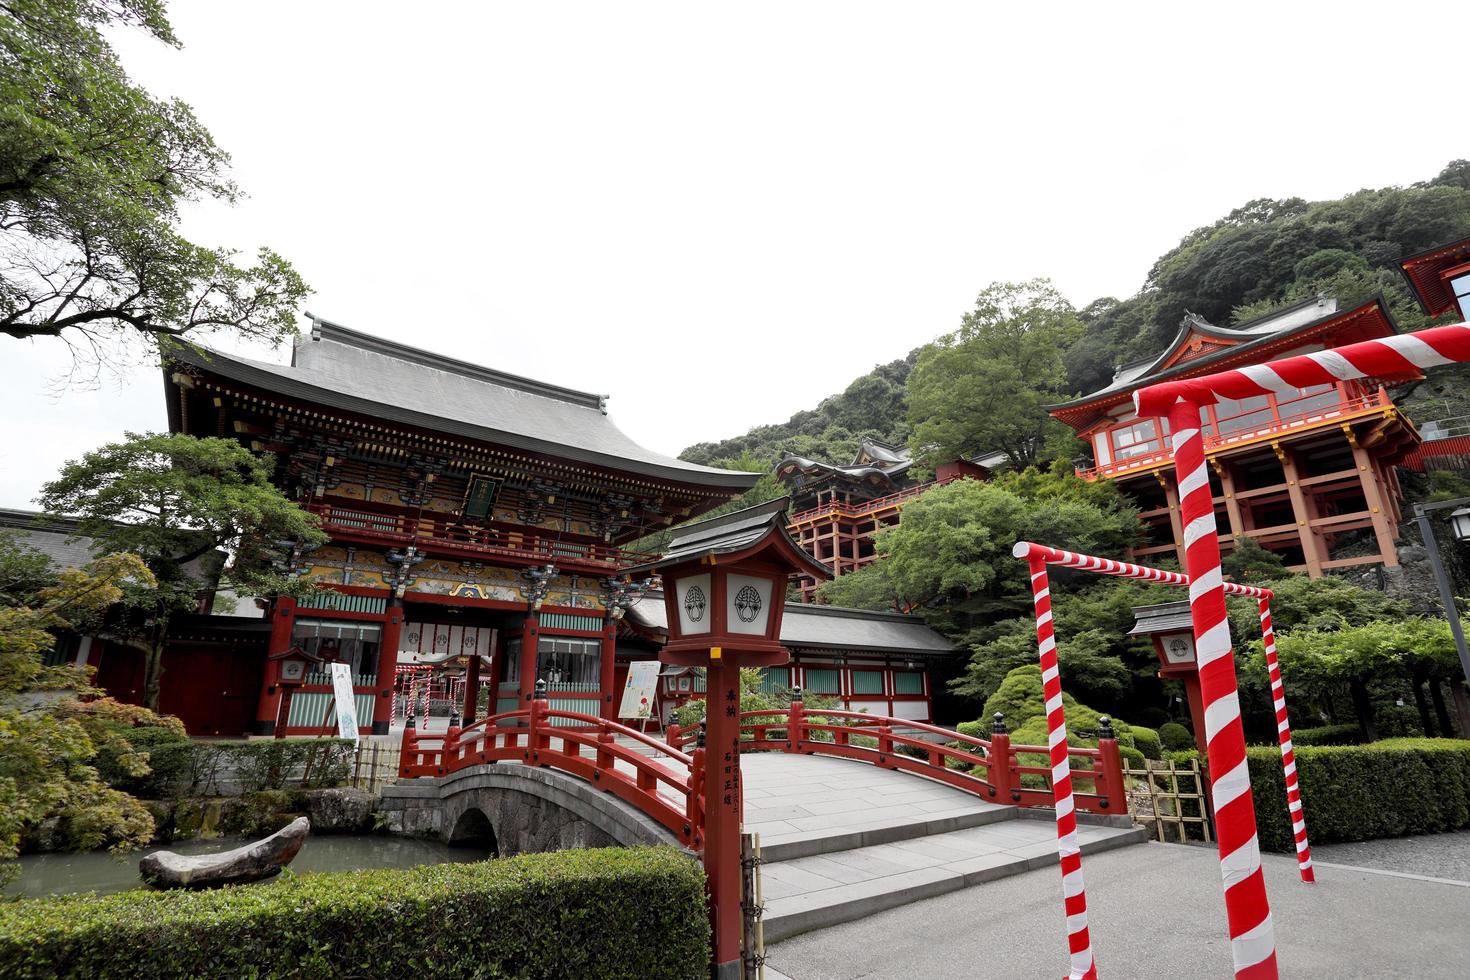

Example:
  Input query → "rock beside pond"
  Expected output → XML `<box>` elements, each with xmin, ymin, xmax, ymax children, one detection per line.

<box><xmin>306</xmin><ymin>787</ymin><xmax>376</xmax><ymax>833</ymax></box>
<box><xmin>140</xmin><ymin>816</ymin><xmax>310</xmax><ymax>889</ymax></box>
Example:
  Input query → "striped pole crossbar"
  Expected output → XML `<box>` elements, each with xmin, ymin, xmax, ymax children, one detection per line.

<box><xmin>1014</xmin><ymin>542</ymin><xmax>1273</xmax><ymax>599</ymax></box>
<box><xmin>1013</xmin><ymin>542</ymin><xmax>1313</xmax><ymax>887</ymax></box>
<box><xmin>1114</xmin><ymin>324</ymin><xmax>1470</xmax><ymax>980</ymax></box>
<box><xmin>1017</xmin><ymin>547</ymin><xmax>1098</xmax><ymax>980</ymax></box>
<box><xmin>1132</xmin><ymin>321</ymin><xmax>1470</xmax><ymax>416</ymax></box>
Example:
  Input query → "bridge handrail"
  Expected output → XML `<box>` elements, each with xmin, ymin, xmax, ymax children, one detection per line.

<box><xmin>734</xmin><ymin>700</ymin><xmax>1126</xmax><ymax>815</ymax></box>
<box><xmin>399</xmin><ymin>700</ymin><xmax>705</xmax><ymax>849</ymax></box>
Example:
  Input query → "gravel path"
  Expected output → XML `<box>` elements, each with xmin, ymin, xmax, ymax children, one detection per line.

<box><xmin>1312</xmin><ymin>830</ymin><xmax>1470</xmax><ymax>883</ymax></box>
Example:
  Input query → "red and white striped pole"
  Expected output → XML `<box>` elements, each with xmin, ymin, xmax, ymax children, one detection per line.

<box><xmin>1165</xmin><ymin>398</ymin><xmax>1277</xmax><ymax>979</ymax></box>
<box><xmin>1016</xmin><ymin>544</ymin><xmax>1098</xmax><ymax>980</ymax></box>
<box><xmin>1129</xmin><ymin>322</ymin><xmax>1470</xmax><ymax>977</ymax></box>
<box><xmin>1258</xmin><ymin>599</ymin><xmax>1314</xmax><ymax>883</ymax></box>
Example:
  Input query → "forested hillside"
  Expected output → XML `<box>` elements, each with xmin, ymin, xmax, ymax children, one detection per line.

<box><xmin>678</xmin><ymin>353</ymin><xmax>917</xmax><ymax>469</ymax></box>
<box><xmin>681</xmin><ymin>160</ymin><xmax>1470</xmax><ymax>472</ymax></box>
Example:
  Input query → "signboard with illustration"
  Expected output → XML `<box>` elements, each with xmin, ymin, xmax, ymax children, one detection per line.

<box><xmin>618</xmin><ymin>660</ymin><xmax>662</xmax><ymax>722</ymax></box>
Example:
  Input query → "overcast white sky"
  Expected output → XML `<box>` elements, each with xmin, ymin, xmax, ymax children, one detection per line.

<box><xmin>2</xmin><ymin>1</ymin><xmax>1466</xmax><ymax>508</ymax></box>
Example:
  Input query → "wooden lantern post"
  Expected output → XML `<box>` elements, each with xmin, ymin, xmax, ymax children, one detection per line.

<box><xmin>628</xmin><ymin>498</ymin><xmax>830</xmax><ymax>980</ymax></box>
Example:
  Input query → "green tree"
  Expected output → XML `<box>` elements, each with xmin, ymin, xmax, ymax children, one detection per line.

<box><xmin>0</xmin><ymin>0</ymin><xmax>308</xmax><ymax>364</ymax></box>
<box><xmin>907</xmin><ymin>280</ymin><xmax>1082</xmax><ymax>470</ymax></box>
<box><xmin>1220</xmin><ymin>537</ymin><xmax>1289</xmax><ymax>584</ymax></box>
<box><xmin>0</xmin><ymin>537</ymin><xmax>165</xmax><ymax>884</ymax></box>
<box><xmin>817</xmin><ymin>475</ymin><xmax>1138</xmax><ymax>634</ymax></box>
<box><xmin>1261</xmin><ymin>617</ymin><xmax>1467</xmax><ymax>741</ymax></box>
<box><xmin>37</xmin><ymin>432</ymin><xmax>326</xmax><ymax>709</ymax></box>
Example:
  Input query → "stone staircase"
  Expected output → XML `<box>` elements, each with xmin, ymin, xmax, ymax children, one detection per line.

<box><xmin>612</xmin><ymin>741</ymin><xmax>1148</xmax><ymax>942</ymax></box>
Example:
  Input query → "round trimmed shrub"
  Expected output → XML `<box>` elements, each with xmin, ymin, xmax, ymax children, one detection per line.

<box><xmin>1159</xmin><ymin>722</ymin><xmax>1195</xmax><ymax>752</ymax></box>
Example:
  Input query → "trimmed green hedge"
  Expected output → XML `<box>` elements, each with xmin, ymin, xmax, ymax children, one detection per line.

<box><xmin>1249</xmin><ymin>738</ymin><xmax>1470</xmax><ymax>852</ymax></box>
<box><xmin>0</xmin><ymin>846</ymin><xmax>709</xmax><ymax>979</ymax></box>
<box><xmin>1290</xmin><ymin>724</ymin><xmax>1363</xmax><ymax>747</ymax></box>
<box><xmin>1130</xmin><ymin>726</ymin><xmax>1162</xmax><ymax>760</ymax></box>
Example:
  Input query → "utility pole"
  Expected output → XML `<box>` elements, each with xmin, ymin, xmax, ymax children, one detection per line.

<box><xmin>1413</xmin><ymin>495</ymin><xmax>1470</xmax><ymax>732</ymax></box>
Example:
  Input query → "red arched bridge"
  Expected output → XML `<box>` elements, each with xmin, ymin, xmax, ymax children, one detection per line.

<box><xmin>393</xmin><ymin>690</ymin><xmax>1129</xmax><ymax>855</ymax></box>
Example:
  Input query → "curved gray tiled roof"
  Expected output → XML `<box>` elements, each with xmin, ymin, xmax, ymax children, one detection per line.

<box><xmin>1050</xmin><ymin>295</ymin><xmax>1346</xmax><ymax>410</ymax></box>
<box><xmin>0</xmin><ymin>509</ymin><xmax>98</xmax><ymax>570</ymax></box>
<box><xmin>169</xmin><ymin>317</ymin><xmax>760</xmax><ymax>490</ymax></box>
<box><xmin>625</xmin><ymin>591</ymin><xmax>954</xmax><ymax>656</ymax></box>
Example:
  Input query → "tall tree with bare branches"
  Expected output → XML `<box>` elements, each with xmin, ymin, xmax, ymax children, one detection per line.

<box><xmin>0</xmin><ymin>0</ymin><xmax>308</xmax><ymax>371</ymax></box>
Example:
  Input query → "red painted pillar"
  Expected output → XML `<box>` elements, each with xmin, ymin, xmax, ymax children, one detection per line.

<box><xmin>372</xmin><ymin>601</ymin><xmax>404</xmax><ymax>735</ymax></box>
<box><xmin>255</xmin><ymin>598</ymin><xmax>296</xmax><ymax>736</ymax></box>
<box><xmin>703</xmin><ymin>654</ymin><xmax>743</xmax><ymax>980</ymax></box>
<box><xmin>600</xmin><ymin>616</ymin><xmax>618</xmax><ymax>721</ymax></box>
<box><xmin>518</xmin><ymin>614</ymin><xmax>539</xmax><ymax>706</ymax></box>
<box><xmin>462</xmin><ymin>652</ymin><xmax>481</xmax><ymax>724</ymax></box>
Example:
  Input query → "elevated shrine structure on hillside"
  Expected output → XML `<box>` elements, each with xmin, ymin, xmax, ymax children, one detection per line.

<box><xmin>1049</xmin><ymin>295</ymin><xmax>1422</xmax><ymax>576</ymax></box>
<box><xmin>776</xmin><ymin>440</ymin><xmax>999</xmax><ymax>601</ymax></box>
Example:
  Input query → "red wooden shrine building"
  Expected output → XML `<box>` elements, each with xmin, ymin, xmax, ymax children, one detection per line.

<box><xmin>1048</xmin><ymin>294</ymin><xmax>1423</xmax><ymax>576</ymax></box>
<box><xmin>41</xmin><ymin>317</ymin><xmax>956</xmax><ymax>736</ymax></box>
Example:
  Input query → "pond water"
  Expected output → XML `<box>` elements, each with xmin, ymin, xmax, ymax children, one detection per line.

<box><xmin>5</xmin><ymin>835</ymin><xmax>487</xmax><ymax>900</ymax></box>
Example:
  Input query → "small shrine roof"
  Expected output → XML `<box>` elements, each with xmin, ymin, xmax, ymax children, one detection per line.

<box><xmin>1127</xmin><ymin>600</ymin><xmax>1194</xmax><ymax>636</ymax></box>
<box><xmin>625</xmin><ymin>592</ymin><xmax>954</xmax><ymax>656</ymax></box>
<box><xmin>627</xmin><ymin>497</ymin><xmax>831</xmax><ymax>579</ymax></box>
<box><xmin>166</xmin><ymin>316</ymin><xmax>759</xmax><ymax>491</ymax></box>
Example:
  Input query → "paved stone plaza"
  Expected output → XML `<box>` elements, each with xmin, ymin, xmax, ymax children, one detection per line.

<box><xmin>765</xmin><ymin>835</ymin><xmax>1470</xmax><ymax>979</ymax></box>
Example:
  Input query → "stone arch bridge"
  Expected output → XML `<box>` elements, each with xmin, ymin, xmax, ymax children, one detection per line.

<box><xmin>380</xmin><ymin>698</ymin><xmax>1142</xmax><ymax>939</ymax></box>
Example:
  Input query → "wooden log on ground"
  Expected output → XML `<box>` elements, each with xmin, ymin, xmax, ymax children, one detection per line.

<box><xmin>140</xmin><ymin>817</ymin><xmax>311</xmax><ymax>889</ymax></box>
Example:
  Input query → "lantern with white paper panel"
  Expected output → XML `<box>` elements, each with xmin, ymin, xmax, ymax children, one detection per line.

<box><xmin>625</xmin><ymin>497</ymin><xmax>830</xmax><ymax>980</ymax></box>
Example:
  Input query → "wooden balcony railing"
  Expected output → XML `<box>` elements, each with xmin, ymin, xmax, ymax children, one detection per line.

<box><xmin>308</xmin><ymin>502</ymin><xmax>658</xmax><ymax>569</ymax></box>
<box><xmin>788</xmin><ymin>480</ymin><xmax>934</xmax><ymax>526</ymax></box>
<box><xmin>1076</xmin><ymin>389</ymin><xmax>1396</xmax><ymax>481</ymax></box>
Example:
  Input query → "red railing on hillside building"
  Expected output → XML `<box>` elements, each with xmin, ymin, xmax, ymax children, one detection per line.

<box><xmin>1076</xmin><ymin>389</ymin><xmax>1397</xmax><ymax>481</ymax></box>
<box><xmin>787</xmin><ymin>481</ymin><xmax>935</xmax><ymax>526</ymax></box>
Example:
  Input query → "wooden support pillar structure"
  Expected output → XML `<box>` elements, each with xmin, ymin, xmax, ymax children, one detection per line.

<box><xmin>255</xmin><ymin>598</ymin><xmax>296</xmax><ymax>736</ymax></box>
<box><xmin>372</xmin><ymin>601</ymin><xmax>405</xmax><ymax>735</ymax></box>
<box><xmin>1346</xmin><ymin>425</ymin><xmax>1401</xmax><ymax>567</ymax></box>
<box><xmin>1156</xmin><ymin>471</ymin><xmax>1187</xmax><ymax>568</ymax></box>
<box><xmin>1274</xmin><ymin>441</ymin><xmax>1326</xmax><ymax>577</ymax></box>
<box><xmin>600</xmin><ymin>615</ymin><xmax>618</xmax><ymax>721</ymax></box>
<box><xmin>1212</xmin><ymin>459</ymin><xmax>1246</xmax><ymax>547</ymax></box>
<box><xmin>461</xmin><ymin>650</ymin><xmax>481</xmax><ymax>724</ymax></box>
<box><xmin>518</xmin><ymin>614</ymin><xmax>540</xmax><ymax>705</ymax></box>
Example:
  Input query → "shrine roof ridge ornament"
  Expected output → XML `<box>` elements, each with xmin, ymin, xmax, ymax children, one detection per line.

<box><xmin>624</xmin><ymin>496</ymin><xmax>832</xmax><ymax>579</ymax></box>
<box><xmin>162</xmin><ymin>315</ymin><xmax>759</xmax><ymax>491</ymax></box>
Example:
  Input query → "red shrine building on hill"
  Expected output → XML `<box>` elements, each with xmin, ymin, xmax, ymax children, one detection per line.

<box><xmin>776</xmin><ymin>441</ymin><xmax>999</xmax><ymax>601</ymax></box>
<box><xmin>23</xmin><ymin>317</ymin><xmax>957</xmax><ymax>737</ymax></box>
<box><xmin>1048</xmin><ymin>295</ymin><xmax>1425</xmax><ymax>575</ymax></box>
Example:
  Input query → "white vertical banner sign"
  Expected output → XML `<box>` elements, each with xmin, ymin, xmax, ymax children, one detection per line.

<box><xmin>329</xmin><ymin>662</ymin><xmax>360</xmax><ymax>746</ymax></box>
<box><xmin>618</xmin><ymin>660</ymin><xmax>662</xmax><ymax>722</ymax></box>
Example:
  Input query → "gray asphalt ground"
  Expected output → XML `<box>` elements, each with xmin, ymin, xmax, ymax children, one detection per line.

<box><xmin>765</xmin><ymin>839</ymin><xmax>1470</xmax><ymax>979</ymax></box>
<box><xmin>1312</xmin><ymin>829</ymin><xmax>1470</xmax><ymax>882</ymax></box>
